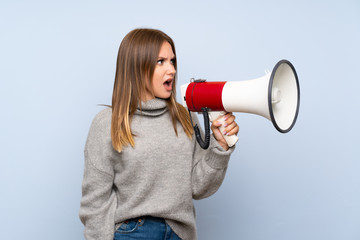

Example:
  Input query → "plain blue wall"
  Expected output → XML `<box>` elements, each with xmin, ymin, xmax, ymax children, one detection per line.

<box><xmin>1</xmin><ymin>0</ymin><xmax>359</xmax><ymax>239</ymax></box>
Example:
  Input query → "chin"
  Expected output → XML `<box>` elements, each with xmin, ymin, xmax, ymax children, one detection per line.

<box><xmin>156</xmin><ymin>93</ymin><xmax>172</xmax><ymax>100</ymax></box>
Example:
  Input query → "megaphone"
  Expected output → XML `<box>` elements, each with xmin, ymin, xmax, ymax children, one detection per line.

<box><xmin>181</xmin><ymin>59</ymin><xmax>300</xmax><ymax>149</ymax></box>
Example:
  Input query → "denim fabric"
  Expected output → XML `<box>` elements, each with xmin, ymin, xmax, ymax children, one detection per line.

<box><xmin>114</xmin><ymin>216</ymin><xmax>181</xmax><ymax>240</ymax></box>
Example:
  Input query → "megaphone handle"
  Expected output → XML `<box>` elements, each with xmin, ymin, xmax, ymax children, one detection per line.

<box><xmin>208</xmin><ymin>111</ymin><xmax>239</xmax><ymax>148</ymax></box>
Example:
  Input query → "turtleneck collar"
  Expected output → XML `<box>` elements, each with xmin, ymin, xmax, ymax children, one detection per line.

<box><xmin>135</xmin><ymin>98</ymin><xmax>168</xmax><ymax>117</ymax></box>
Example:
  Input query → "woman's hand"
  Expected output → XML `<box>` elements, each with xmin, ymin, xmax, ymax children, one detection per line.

<box><xmin>211</xmin><ymin>112</ymin><xmax>239</xmax><ymax>151</ymax></box>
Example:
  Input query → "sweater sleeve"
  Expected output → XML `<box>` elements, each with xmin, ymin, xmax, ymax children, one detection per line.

<box><xmin>79</xmin><ymin>110</ymin><xmax>117</xmax><ymax>240</ymax></box>
<box><xmin>191</xmin><ymin>113</ymin><xmax>236</xmax><ymax>200</ymax></box>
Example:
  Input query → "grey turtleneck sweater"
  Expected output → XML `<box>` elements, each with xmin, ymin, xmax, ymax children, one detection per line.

<box><xmin>79</xmin><ymin>98</ymin><xmax>235</xmax><ymax>240</ymax></box>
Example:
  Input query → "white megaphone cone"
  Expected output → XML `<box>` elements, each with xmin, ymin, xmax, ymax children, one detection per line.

<box><xmin>181</xmin><ymin>59</ymin><xmax>300</xmax><ymax>149</ymax></box>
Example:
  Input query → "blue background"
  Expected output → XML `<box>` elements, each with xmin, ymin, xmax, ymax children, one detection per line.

<box><xmin>1</xmin><ymin>1</ymin><xmax>359</xmax><ymax>239</ymax></box>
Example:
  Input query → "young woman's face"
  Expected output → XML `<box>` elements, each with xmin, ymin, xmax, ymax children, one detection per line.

<box><xmin>144</xmin><ymin>41</ymin><xmax>176</xmax><ymax>101</ymax></box>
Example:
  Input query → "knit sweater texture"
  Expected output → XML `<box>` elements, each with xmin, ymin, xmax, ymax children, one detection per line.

<box><xmin>79</xmin><ymin>98</ymin><xmax>235</xmax><ymax>240</ymax></box>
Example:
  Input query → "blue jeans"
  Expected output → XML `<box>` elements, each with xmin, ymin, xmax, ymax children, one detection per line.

<box><xmin>114</xmin><ymin>216</ymin><xmax>182</xmax><ymax>240</ymax></box>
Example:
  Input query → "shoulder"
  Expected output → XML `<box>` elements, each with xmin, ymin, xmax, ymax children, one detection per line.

<box><xmin>86</xmin><ymin>107</ymin><xmax>112</xmax><ymax>140</ymax></box>
<box><xmin>93</xmin><ymin>107</ymin><xmax>112</xmax><ymax>124</ymax></box>
<box><xmin>90</xmin><ymin>107</ymin><xmax>112</xmax><ymax>129</ymax></box>
<box><xmin>84</xmin><ymin>107</ymin><xmax>115</xmax><ymax>177</ymax></box>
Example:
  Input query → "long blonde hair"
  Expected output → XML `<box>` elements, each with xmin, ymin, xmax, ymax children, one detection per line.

<box><xmin>111</xmin><ymin>28</ymin><xmax>193</xmax><ymax>152</ymax></box>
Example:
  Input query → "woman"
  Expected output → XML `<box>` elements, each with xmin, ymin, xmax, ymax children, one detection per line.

<box><xmin>79</xmin><ymin>28</ymin><xmax>239</xmax><ymax>240</ymax></box>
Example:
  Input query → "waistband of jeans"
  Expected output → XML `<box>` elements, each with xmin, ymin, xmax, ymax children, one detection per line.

<box><xmin>143</xmin><ymin>216</ymin><xmax>165</xmax><ymax>222</ymax></box>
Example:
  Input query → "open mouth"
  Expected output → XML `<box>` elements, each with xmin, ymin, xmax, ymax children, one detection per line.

<box><xmin>163</xmin><ymin>79</ymin><xmax>173</xmax><ymax>90</ymax></box>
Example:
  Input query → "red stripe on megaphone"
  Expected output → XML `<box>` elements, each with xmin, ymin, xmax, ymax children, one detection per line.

<box><xmin>185</xmin><ymin>81</ymin><xmax>226</xmax><ymax>112</ymax></box>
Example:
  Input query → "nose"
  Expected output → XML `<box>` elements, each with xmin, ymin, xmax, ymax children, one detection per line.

<box><xmin>167</xmin><ymin>63</ymin><xmax>176</xmax><ymax>76</ymax></box>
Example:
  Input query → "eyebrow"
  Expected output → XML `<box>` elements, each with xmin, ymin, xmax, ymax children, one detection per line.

<box><xmin>157</xmin><ymin>56</ymin><xmax>176</xmax><ymax>59</ymax></box>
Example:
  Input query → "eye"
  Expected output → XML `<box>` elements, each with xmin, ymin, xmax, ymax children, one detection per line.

<box><xmin>157</xmin><ymin>59</ymin><xmax>164</xmax><ymax>64</ymax></box>
<box><xmin>170</xmin><ymin>58</ymin><xmax>176</xmax><ymax>65</ymax></box>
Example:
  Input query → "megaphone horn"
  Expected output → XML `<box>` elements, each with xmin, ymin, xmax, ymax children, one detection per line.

<box><xmin>181</xmin><ymin>59</ymin><xmax>300</xmax><ymax>149</ymax></box>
